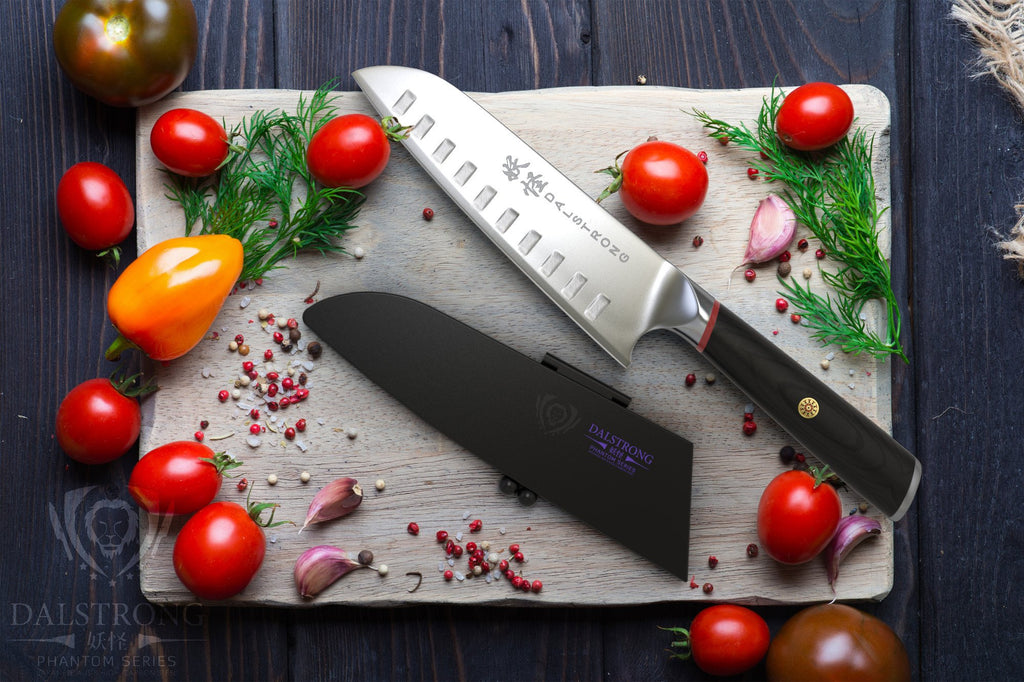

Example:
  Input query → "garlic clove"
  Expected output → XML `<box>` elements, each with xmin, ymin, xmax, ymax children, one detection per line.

<box><xmin>825</xmin><ymin>515</ymin><xmax>882</xmax><ymax>590</ymax></box>
<box><xmin>294</xmin><ymin>545</ymin><xmax>366</xmax><ymax>598</ymax></box>
<box><xmin>300</xmin><ymin>477</ymin><xmax>362</xmax><ymax>532</ymax></box>
<box><xmin>743</xmin><ymin>193</ymin><xmax>797</xmax><ymax>264</ymax></box>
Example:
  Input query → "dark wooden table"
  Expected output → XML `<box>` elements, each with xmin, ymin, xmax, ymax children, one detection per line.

<box><xmin>3</xmin><ymin>1</ymin><xmax>1021</xmax><ymax>680</ymax></box>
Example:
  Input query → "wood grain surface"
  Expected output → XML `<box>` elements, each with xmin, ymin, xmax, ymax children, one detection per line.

<box><xmin>134</xmin><ymin>84</ymin><xmax>894</xmax><ymax>607</ymax></box>
<box><xmin>5</xmin><ymin>0</ymin><xmax>1024</xmax><ymax>680</ymax></box>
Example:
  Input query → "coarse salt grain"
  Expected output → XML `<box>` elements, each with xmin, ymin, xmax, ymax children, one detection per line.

<box><xmin>240</xmin><ymin>296</ymin><xmax>251</xmax><ymax>308</ymax></box>
<box><xmin>246</xmin><ymin>435</ymin><xmax>262</xmax><ymax>448</ymax></box>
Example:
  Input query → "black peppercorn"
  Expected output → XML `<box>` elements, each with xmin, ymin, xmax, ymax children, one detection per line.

<box><xmin>307</xmin><ymin>341</ymin><xmax>323</xmax><ymax>359</ymax></box>
<box><xmin>357</xmin><ymin>549</ymin><xmax>374</xmax><ymax>565</ymax></box>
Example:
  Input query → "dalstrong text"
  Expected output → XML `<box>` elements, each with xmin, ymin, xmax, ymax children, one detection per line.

<box><xmin>586</xmin><ymin>423</ymin><xmax>655</xmax><ymax>469</ymax></box>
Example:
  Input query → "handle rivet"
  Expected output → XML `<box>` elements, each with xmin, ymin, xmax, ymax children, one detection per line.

<box><xmin>797</xmin><ymin>397</ymin><xmax>820</xmax><ymax>419</ymax></box>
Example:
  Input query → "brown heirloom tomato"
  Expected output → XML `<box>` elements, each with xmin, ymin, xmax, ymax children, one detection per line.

<box><xmin>53</xmin><ymin>0</ymin><xmax>198</xmax><ymax>107</ymax></box>
<box><xmin>766</xmin><ymin>604</ymin><xmax>911</xmax><ymax>682</ymax></box>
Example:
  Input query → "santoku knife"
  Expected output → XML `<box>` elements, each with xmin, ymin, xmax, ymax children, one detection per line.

<box><xmin>352</xmin><ymin>65</ymin><xmax>921</xmax><ymax>521</ymax></box>
<box><xmin>304</xmin><ymin>291</ymin><xmax>695</xmax><ymax>578</ymax></box>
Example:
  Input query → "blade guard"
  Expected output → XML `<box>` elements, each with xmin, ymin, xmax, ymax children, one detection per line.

<box><xmin>304</xmin><ymin>292</ymin><xmax>695</xmax><ymax>579</ymax></box>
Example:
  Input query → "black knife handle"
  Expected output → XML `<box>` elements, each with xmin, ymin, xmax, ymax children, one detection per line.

<box><xmin>681</xmin><ymin>301</ymin><xmax>920</xmax><ymax>520</ymax></box>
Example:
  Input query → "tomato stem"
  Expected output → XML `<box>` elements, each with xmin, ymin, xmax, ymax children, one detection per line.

<box><xmin>380</xmin><ymin>115</ymin><xmax>412</xmax><ymax>141</ymax></box>
<box><xmin>105</xmin><ymin>334</ymin><xmax>139</xmax><ymax>362</ymax></box>
<box><xmin>658</xmin><ymin>626</ymin><xmax>693</xmax><ymax>661</ymax></box>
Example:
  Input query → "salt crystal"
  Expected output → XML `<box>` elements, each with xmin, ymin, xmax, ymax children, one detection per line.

<box><xmin>462</xmin><ymin>511</ymin><xmax>471</xmax><ymax>520</ymax></box>
<box><xmin>826</xmin><ymin>352</ymin><xmax>835</xmax><ymax>361</ymax></box>
<box><xmin>201</xmin><ymin>367</ymin><xmax>212</xmax><ymax>378</ymax></box>
<box><xmin>448</xmin><ymin>558</ymin><xmax>455</xmax><ymax>567</ymax></box>
<box><xmin>317</xmin><ymin>418</ymin><xmax>326</xmax><ymax>425</ymax></box>
<box><xmin>499</xmin><ymin>528</ymin><xmax>506</xmax><ymax>535</ymax></box>
<box><xmin>454</xmin><ymin>571</ymin><xmax>465</xmax><ymax>581</ymax></box>
<box><xmin>269</xmin><ymin>535</ymin><xmax>277</xmax><ymax>544</ymax></box>
<box><xmin>848</xmin><ymin>383</ymin><xmax>856</xmax><ymax>390</ymax></box>
<box><xmin>296</xmin><ymin>440</ymin><xmax>308</xmax><ymax>452</ymax></box>
<box><xmin>246</xmin><ymin>435</ymin><xmax>262</xmax><ymax>448</ymax></box>
<box><xmin>455</xmin><ymin>532</ymin><xmax>463</xmax><ymax>542</ymax></box>
<box><xmin>438</xmin><ymin>561</ymin><xmax>445</xmax><ymax>573</ymax></box>
<box><xmin>239</xmin><ymin>296</ymin><xmax>251</xmax><ymax>308</ymax></box>
<box><xmin>744</xmin><ymin>403</ymin><xmax>755</xmax><ymax>414</ymax></box>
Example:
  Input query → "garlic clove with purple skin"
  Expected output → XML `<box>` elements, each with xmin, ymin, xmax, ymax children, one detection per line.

<box><xmin>300</xmin><ymin>477</ymin><xmax>362</xmax><ymax>532</ymax></box>
<box><xmin>743</xmin><ymin>193</ymin><xmax>797</xmax><ymax>264</ymax></box>
<box><xmin>825</xmin><ymin>515</ymin><xmax>882</xmax><ymax>590</ymax></box>
<box><xmin>294</xmin><ymin>545</ymin><xmax>366</xmax><ymax>598</ymax></box>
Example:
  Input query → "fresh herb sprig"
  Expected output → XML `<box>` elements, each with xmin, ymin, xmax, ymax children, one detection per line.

<box><xmin>165</xmin><ymin>82</ymin><xmax>364</xmax><ymax>282</ymax></box>
<box><xmin>692</xmin><ymin>88</ymin><xmax>907</xmax><ymax>362</ymax></box>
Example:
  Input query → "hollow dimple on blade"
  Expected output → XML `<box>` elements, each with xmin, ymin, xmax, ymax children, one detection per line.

<box><xmin>353</xmin><ymin>66</ymin><xmax>700</xmax><ymax>365</ymax></box>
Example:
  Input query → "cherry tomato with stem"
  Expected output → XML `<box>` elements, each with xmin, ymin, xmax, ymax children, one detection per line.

<box><xmin>57</xmin><ymin>162</ymin><xmax>135</xmax><ymax>253</ymax></box>
<box><xmin>757</xmin><ymin>467</ymin><xmax>842</xmax><ymax>564</ymax></box>
<box><xmin>53</xmin><ymin>0</ymin><xmax>198</xmax><ymax>108</ymax></box>
<box><xmin>129</xmin><ymin>441</ymin><xmax>242</xmax><ymax>515</ymax></box>
<box><xmin>173</xmin><ymin>498</ymin><xmax>284</xmax><ymax>600</ymax></box>
<box><xmin>775</xmin><ymin>82</ymin><xmax>855</xmax><ymax>151</ymax></box>
<box><xmin>662</xmin><ymin>604</ymin><xmax>771</xmax><ymax>676</ymax></box>
<box><xmin>597</xmin><ymin>140</ymin><xmax>708</xmax><ymax>225</ymax></box>
<box><xmin>305</xmin><ymin>114</ymin><xmax>410</xmax><ymax>188</ymax></box>
<box><xmin>151</xmin><ymin>108</ymin><xmax>233</xmax><ymax>177</ymax></box>
<box><xmin>56</xmin><ymin>370</ymin><xmax>156</xmax><ymax>465</ymax></box>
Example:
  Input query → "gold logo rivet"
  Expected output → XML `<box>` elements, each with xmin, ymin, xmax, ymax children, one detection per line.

<box><xmin>798</xmin><ymin>397</ymin><xmax>820</xmax><ymax>419</ymax></box>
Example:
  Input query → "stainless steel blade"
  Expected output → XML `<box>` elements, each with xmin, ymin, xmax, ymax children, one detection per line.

<box><xmin>353</xmin><ymin>66</ymin><xmax>922</xmax><ymax>521</ymax></box>
<box><xmin>353</xmin><ymin>65</ymin><xmax>713</xmax><ymax>366</ymax></box>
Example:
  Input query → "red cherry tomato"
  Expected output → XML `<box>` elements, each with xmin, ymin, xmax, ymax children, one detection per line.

<box><xmin>757</xmin><ymin>468</ymin><xmax>842</xmax><ymax>564</ymax></box>
<box><xmin>150</xmin><ymin>108</ymin><xmax>230</xmax><ymax>177</ymax></box>
<box><xmin>306</xmin><ymin>114</ymin><xmax>393</xmax><ymax>188</ymax></box>
<box><xmin>775</xmin><ymin>82</ymin><xmax>855</xmax><ymax>151</ymax></box>
<box><xmin>56</xmin><ymin>378</ymin><xmax>141</xmax><ymax>464</ymax></box>
<box><xmin>173</xmin><ymin>501</ymin><xmax>270</xmax><ymax>599</ymax></box>
<box><xmin>666</xmin><ymin>605</ymin><xmax>770</xmax><ymax>676</ymax></box>
<box><xmin>129</xmin><ymin>441</ymin><xmax>240</xmax><ymax>515</ymax></box>
<box><xmin>56</xmin><ymin>162</ymin><xmax>135</xmax><ymax>251</ymax></box>
<box><xmin>606</xmin><ymin>141</ymin><xmax>708</xmax><ymax>225</ymax></box>
<box><xmin>52</xmin><ymin>0</ymin><xmax>198</xmax><ymax>108</ymax></box>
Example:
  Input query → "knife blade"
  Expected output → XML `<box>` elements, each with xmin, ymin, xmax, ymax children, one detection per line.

<box><xmin>352</xmin><ymin>65</ymin><xmax>921</xmax><ymax>521</ymax></box>
<box><xmin>304</xmin><ymin>291</ymin><xmax>695</xmax><ymax>579</ymax></box>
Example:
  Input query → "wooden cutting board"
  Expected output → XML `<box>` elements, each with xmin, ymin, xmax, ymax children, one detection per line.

<box><xmin>134</xmin><ymin>83</ymin><xmax>896</xmax><ymax>606</ymax></box>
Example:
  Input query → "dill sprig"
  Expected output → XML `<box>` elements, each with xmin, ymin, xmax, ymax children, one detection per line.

<box><xmin>692</xmin><ymin>88</ymin><xmax>907</xmax><ymax>362</ymax></box>
<box><xmin>164</xmin><ymin>82</ymin><xmax>364</xmax><ymax>282</ymax></box>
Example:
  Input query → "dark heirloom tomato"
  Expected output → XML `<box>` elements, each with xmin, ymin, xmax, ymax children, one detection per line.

<box><xmin>766</xmin><ymin>604</ymin><xmax>911</xmax><ymax>682</ymax></box>
<box><xmin>53</xmin><ymin>0</ymin><xmax>198</xmax><ymax>107</ymax></box>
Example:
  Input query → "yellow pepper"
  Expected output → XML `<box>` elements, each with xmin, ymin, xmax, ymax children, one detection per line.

<box><xmin>105</xmin><ymin>235</ymin><xmax>244</xmax><ymax>361</ymax></box>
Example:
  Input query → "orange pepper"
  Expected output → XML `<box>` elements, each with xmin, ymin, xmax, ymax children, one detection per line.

<box><xmin>105</xmin><ymin>235</ymin><xmax>244</xmax><ymax>361</ymax></box>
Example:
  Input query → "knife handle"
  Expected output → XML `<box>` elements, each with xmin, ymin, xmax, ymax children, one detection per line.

<box><xmin>682</xmin><ymin>301</ymin><xmax>920</xmax><ymax>520</ymax></box>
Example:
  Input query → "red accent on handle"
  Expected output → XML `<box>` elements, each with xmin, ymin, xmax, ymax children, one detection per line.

<box><xmin>695</xmin><ymin>300</ymin><xmax>720</xmax><ymax>352</ymax></box>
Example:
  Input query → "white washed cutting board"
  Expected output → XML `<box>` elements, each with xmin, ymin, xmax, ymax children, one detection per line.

<box><xmin>134</xmin><ymin>84</ymin><xmax>896</xmax><ymax>606</ymax></box>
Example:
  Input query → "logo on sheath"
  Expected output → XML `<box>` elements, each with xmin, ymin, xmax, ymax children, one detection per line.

<box><xmin>798</xmin><ymin>397</ymin><xmax>820</xmax><ymax>419</ymax></box>
<box><xmin>584</xmin><ymin>423</ymin><xmax>654</xmax><ymax>477</ymax></box>
<box><xmin>536</xmin><ymin>394</ymin><xmax>580</xmax><ymax>435</ymax></box>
